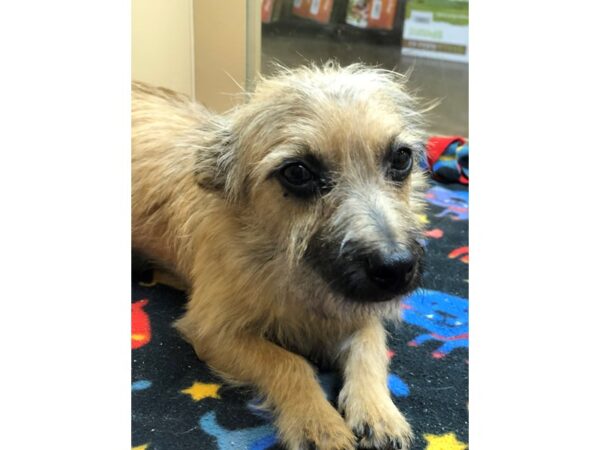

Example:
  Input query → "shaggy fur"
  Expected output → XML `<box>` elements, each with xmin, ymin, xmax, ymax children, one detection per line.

<box><xmin>132</xmin><ymin>63</ymin><xmax>428</xmax><ymax>450</ymax></box>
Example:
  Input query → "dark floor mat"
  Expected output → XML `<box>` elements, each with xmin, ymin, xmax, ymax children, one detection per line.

<box><xmin>132</xmin><ymin>180</ymin><xmax>469</xmax><ymax>450</ymax></box>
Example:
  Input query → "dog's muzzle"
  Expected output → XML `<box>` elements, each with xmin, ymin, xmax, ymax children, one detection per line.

<box><xmin>365</xmin><ymin>247</ymin><xmax>417</xmax><ymax>292</ymax></box>
<box><xmin>306</xmin><ymin>238</ymin><xmax>424</xmax><ymax>303</ymax></box>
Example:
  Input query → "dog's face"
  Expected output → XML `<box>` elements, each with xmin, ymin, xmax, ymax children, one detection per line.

<box><xmin>197</xmin><ymin>65</ymin><xmax>428</xmax><ymax>303</ymax></box>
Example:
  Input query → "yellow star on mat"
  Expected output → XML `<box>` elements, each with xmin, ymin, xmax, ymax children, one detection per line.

<box><xmin>181</xmin><ymin>381</ymin><xmax>221</xmax><ymax>401</ymax></box>
<box><xmin>424</xmin><ymin>432</ymin><xmax>468</xmax><ymax>450</ymax></box>
<box><xmin>417</xmin><ymin>214</ymin><xmax>430</xmax><ymax>224</ymax></box>
<box><xmin>132</xmin><ymin>444</ymin><xmax>148</xmax><ymax>450</ymax></box>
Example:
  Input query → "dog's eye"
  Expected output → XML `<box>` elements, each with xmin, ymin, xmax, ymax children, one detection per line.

<box><xmin>282</xmin><ymin>163</ymin><xmax>313</xmax><ymax>185</ymax></box>
<box><xmin>278</xmin><ymin>162</ymin><xmax>319</xmax><ymax>198</ymax></box>
<box><xmin>389</xmin><ymin>146</ymin><xmax>413</xmax><ymax>181</ymax></box>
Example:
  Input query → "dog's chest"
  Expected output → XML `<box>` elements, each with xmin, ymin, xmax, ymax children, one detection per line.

<box><xmin>266</xmin><ymin>307</ymin><xmax>354</xmax><ymax>365</ymax></box>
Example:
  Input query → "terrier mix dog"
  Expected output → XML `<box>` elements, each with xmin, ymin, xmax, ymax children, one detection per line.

<box><xmin>132</xmin><ymin>63</ymin><xmax>428</xmax><ymax>450</ymax></box>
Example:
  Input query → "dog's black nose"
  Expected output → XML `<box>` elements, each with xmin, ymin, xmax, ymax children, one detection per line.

<box><xmin>366</xmin><ymin>249</ymin><xmax>416</xmax><ymax>291</ymax></box>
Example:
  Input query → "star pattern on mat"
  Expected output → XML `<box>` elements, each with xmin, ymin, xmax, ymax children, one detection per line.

<box><xmin>424</xmin><ymin>432</ymin><xmax>468</xmax><ymax>450</ymax></box>
<box><xmin>181</xmin><ymin>381</ymin><xmax>221</xmax><ymax>401</ymax></box>
<box><xmin>417</xmin><ymin>213</ymin><xmax>430</xmax><ymax>224</ymax></box>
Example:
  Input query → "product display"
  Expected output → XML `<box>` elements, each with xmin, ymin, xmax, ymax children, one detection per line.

<box><xmin>261</xmin><ymin>0</ymin><xmax>406</xmax><ymax>44</ymax></box>
<box><xmin>402</xmin><ymin>0</ymin><xmax>469</xmax><ymax>63</ymax></box>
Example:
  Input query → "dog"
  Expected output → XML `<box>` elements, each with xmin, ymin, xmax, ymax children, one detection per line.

<box><xmin>132</xmin><ymin>63</ymin><xmax>428</xmax><ymax>450</ymax></box>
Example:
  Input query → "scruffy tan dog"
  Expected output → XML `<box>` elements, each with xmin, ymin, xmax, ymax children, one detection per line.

<box><xmin>132</xmin><ymin>63</ymin><xmax>428</xmax><ymax>450</ymax></box>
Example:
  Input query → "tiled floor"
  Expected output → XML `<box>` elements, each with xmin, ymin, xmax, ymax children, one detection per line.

<box><xmin>262</xmin><ymin>33</ymin><xmax>468</xmax><ymax>138</ymax></box>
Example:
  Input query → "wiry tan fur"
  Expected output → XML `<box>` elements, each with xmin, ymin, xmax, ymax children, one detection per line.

<box><xmin>132</xmin><ymin>63</ymin><xmax>428</xmax><ymax>450</ymax></box>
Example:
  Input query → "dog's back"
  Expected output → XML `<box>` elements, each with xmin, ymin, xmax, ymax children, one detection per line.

<box><xmin>131</xmin><ymin>82</ymin><xmax>212</xmax><ymax>279</ymax></box>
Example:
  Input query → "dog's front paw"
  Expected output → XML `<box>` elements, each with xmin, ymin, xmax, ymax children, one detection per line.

<box><xmin>340</xmin><ymin>391</ymin><xmax>413</xmax><ymax>449</ymax></box>
<box><xmin>278</xmin><ymin>403</ymin><xmax>357</xmax><ymax>450</ymax></box>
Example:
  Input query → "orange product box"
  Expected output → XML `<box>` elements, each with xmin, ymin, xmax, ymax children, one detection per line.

<box><xmin>367</xmin><ymin>0</ymin><xmax>397</xmax><ymax>30</ymax></box>
<box><xmin>262</xmin><ymin>0</ymin><xmax>275</xmax><ymax>23</ymax></box>
<box><xmin>262</xmin><ymin>0</ymin><xmax>284</xmax><ymax>23</ymax></box>
<box><xmin>292</xmin><ymin>0</ymin><xmax>334</xmax><ymax>24</ymax></box>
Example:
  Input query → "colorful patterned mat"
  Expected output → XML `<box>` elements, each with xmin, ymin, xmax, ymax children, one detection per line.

<box><xmin>132</xmin><ymin>180</ymin><xmax>469</xmax><ymax>450</ymax></box>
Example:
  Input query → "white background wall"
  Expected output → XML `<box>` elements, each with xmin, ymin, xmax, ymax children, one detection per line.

<box><xmin>132</xmin><ymin>0</ymin><xmax>195</xmax><ymax>98</ymax></box>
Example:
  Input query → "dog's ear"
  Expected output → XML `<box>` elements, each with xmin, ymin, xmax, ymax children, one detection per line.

<box><xmin>193</xmin><ymin>118</ymin><xmax>243</xmax><ymax>201</ymax></box>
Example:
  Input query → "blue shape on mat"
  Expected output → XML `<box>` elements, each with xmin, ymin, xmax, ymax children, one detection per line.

<box><xmin>403</xmin><ymin>289</ymin><xmax>468</xmax><ymax>358</ymax></box>
<box><xmin>425</xmin><ymin>186</ymin><xmax>468</xmax><ymax>220</ymax></box>
<box><xmin>131</xmin><ymin>380</ymin><xmax>152</xmax><ymax>391</ymax></box>
<box><xmin>200</xmin><ymin>411</ymin><xmax>277</xmax><ymax>450</ymax></box>
<box><xmin>388</xmin><ymin>374</ymin><xmax>409</xmax><ymax>397</ymax></box>
<box><xmin>250</xmin><ymin>434</ymin><xmax>279</xmax><ymax>450</ymax></box>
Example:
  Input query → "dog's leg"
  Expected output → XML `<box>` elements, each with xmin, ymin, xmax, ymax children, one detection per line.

<box><xmin>338</xmin><ymin>319</ymin><xmax>413</xmax><ymax>449</ymax></box>
<box><xmin>179</xmin><ymin>323</ymin><xmax>356</xmax><ymax>450</ymax></box>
